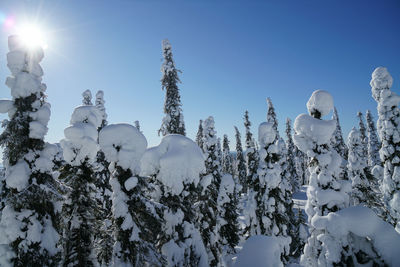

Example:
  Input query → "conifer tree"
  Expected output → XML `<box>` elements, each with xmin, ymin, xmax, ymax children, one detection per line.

<box><xmin>294</xmin><ymin>90</ymin><xmax>353</xmax><ymax>266</ymax></box>
<box><xmin>199</xmin><ymin>117</ymin><xmax>222</xmax><ymax>266</ymax></box>
<box><xmin>93</xmin><ymin>90</ymin><xmax>112</xmax><ymax>265</ymax></box>
<box><xmin>140</xmin><ymin>135</ymin><xmax>208</xmax><ymax>267</ymax></box>
<box><xmin>222</xmin><ymin>134</ymin><xmax>233</xmax><ymax>175</ymax></box>
<box><xmin>357</xmin><ymin>111</ymin><xmax>368</xmax><ymax>156</ymax></box>
<box><xmin>370</xmin><ymin>67</ymin><xmax>400</xmax><ymax>231</ymax></box>
<box><xmin>59</xmin><ymin>105</ymin><xmax>102</xmax><ymax>266</ymax></box>
<box><xmin>134</xmin><ymin>120</ymin><xmax>141</xmax><ymax>132</ymax></box>
<box><xmin>0</xmin><ymin>36</ymin><xmax>62</xmax><ymax>266</ymax></box>
<box><xmin>285</xmin><ymin>118</ymin><xmax>299</xmax><ymax>193</ymax></box>
<box><xmin>243</xmin><ymin>111</ymin><xmax>259</xmax><ymax>192</ymax></box>
<box><xmin>158</xmin><ymin>39</ymin><xmax>185</xmax><ymax>136</ymax></box>
<box><xmin>99</xmin><ymin>124</ymin><xmax>164</xmax><ymax>266</ymax></box>
<box><xmin>196</xmin><ymin>120</ymin><xmax>204</xmax><ymax>151</ymax></box>
<box><xmin>366</xmin><ymin>110</ymin><xmax>381</xmax><ymax>168</ymax></box>
<box><xmin>347</xmin><ymin>128</ymin><xmax>381</xmax><ymax>210</ymax></box>
<box><xmin>234</xmin><ymin>126</ymin><xmax>247</xmax><ymax>193</ymax></box>
<box><xmin>266</xmin><ymin>98</ymin><xmax>279</xmax><ymax>140</ymax></box>
<box><xmin>217</xmin><ymin>174</ymin><xmax>240</xmax><ymax>259</ymax></box>
<box><xmin>331</xmin><ymin>107</ymin><xmax>348</xmax><ymax>160</ymax></box>
<box><xmin>82</xmin><ymin>89</ymin><xmax>93</xmax><ymax>106</ymax></box>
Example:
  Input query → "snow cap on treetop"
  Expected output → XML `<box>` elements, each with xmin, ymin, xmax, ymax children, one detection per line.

<box><xmin>99</xmin><ymin>123</ymin><xmax>147</xmax><ymax>172</ymax></box>
<box><xmin>347</xmin><ymin>127</ymin><xmax>361</xmax><ymax>144</ymax></box>
<box><xmin>70</xmin><ymin>105</ymin><xmax>102</xmax><ymax>128</ymax></box>
<box><xmin>370</xmin><ymin>67</ymin><xmax>393</xmax><ymax>90</ymax></box>
<box><xmin>162</xmin><ymin>39</ymin><xmax>171</xmax><ymax>50</ymax></box>
<box><xmin>306</xmin><ymin>90</ymin><xmax>334</xmax><ymax>118</ymax></box>
<box><xmin>258</xmin><ymin>122</ymin><xmax>276</xmax><ymax>147</ymax></box>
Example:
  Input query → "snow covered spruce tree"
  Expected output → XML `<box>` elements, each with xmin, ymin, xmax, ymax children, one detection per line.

<box><xmin>199</xmin><ymin>116</ymin><xmax>222</xmax><ymax>266</ymax></box>
<box><xmin>294</xmin><ymin>90</ymin><xmax>354</xmax><ymax>266</ymax></box>
<box><xmin>285</xmin><ymin>118</ymin><xmax>300</xmax><ymax>193</ymax></box>
<box><xmin>366</xmin><ymin>110</ymin><xmax>381</xmax><ymax>168</ymax></box>
<box><xmin>234</xmin><ymin>126</ymin><xmax>247</xmax><ymax>193</ymax></box>
<box><xmin>140</xmin><ymin>135</ymin><xmax>208</xmax><ymax>267</ymax></box>
<box><xmin>331</xmin><ymin>107</ymin><xmax>348</xmax><ymax>160</ymax></box>
<box><xmin>254</xmin><ymin>122</ymin><xmax>291</xmax><ymax>259</ymax></box>
<box><xmin>217</xmin><ymin>174</ymin><xmax>240</xmax><ymax>259</ymax></box>
<box><xmin>0</xmin><ymin>36</ymin><xmax>62</xmax><ymax>267</ymax></box>
<box><xmin>347</xmin><ymin>127</ymin><xmax>381</xmax><ymax>211</ymax></box>
<box><xmin>243</xmin><ymin>111</ymin><xmax>259</xmax><ymax>192</ymax></box>
<box><xmin>196</xmin><ymin>119</ymin><xmax>204</xmax><ymax>151</ymax></box>
<box><xmin>99</xmin><ymin>123</ymin><xmax>164</xmax><ymax>266</ymax></box>
<box><xmin>59</xmin><ymin>104</ymin><xmax>102</xmax><ymax>266</ymax></box>
<box><xmin>222</xmin><ymin>135</ymin><xmax>233</xmax><ymax>175</ymax></box>
<box><xmin>158</xmin><ymin>39</ymin><xmax>185</xmax><ymax>136</ymax></box>
<box><xmin>134</xmin><ymin>120</ymin><xmax>141</xmax><ymax>132</ymax></box>
<box><xmin>357</xmin><ymin>111</ymin><xmax>368</xmax><ymax>157</ymax></box>
<box><xmin>93</xmin><ymin>90</ymin><xmax>113</xmax><ymax>265</ymax></box>
<box><xmin>371</xmin><ymin>67</ymin><xmax>400</xmax><ymax>230</ymax></box>
<box><xmin>82</xmin><ymin>89</ymin><xmax>93</xmax><ymax>106</ymax></box>
<box><xmin>266</xmin><ymin>98</ymin><xmax>279</xmax><ymax>138</ymax></box>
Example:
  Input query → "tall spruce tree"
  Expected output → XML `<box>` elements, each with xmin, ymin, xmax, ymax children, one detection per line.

<box><xmin>158</xmin><ymin>39</ymin><xmax>185</xmax><ymax>136</ymax></box>
<box><xmin>82</xmin><ymin>89</ymin><xmax>93</xmax><ymax>106</ymax></box>
<box><xmin>243</xmin><ymin>111</ymin><xmax>259</xmax><ymax>192</ymax></box>
<box><xmin>370</xmin><ymin>67</ymin><xmax>400</xmax><ymax>231</ymax></box>
<box><xmin>140</xmin><ymin>135</ymin><xmax>208</xmax><ymax>267</ymax></box>
<box><xmin>93</xmin><ymin>90</ymin><xmax>113</xmax><ymax>266</ymax></box>
<box><xmin>357</xmin><ymin>111</ymin><xmax>368</xmax><ymax>156</ymax></box>
<box><xmin>331</xmin><ymin>107</ymin><xmax>348</xmax><ymax>160</ymax></box>
<box><xmin>234</xmin><ymin>126</ymin><xmax>247</xmax><ymax>193</ymax></box>
<box><xmin>266</xmin><ymin>98</ymin><xmax>279</xmax><ymax>140</ymax></box>
<box><xmin>199</xmin><ymin>117</ymin><xmax>222</xmax><ymax>266</ymax></box>
<box><xmin>285</xmin><ymin>118</ymin><xmax>300</xmax><ymax>193</ymax></box>
<box><xmin>222</xmin><ymin>134</ymin><xmax>233</xmax><ymax>175</ymax></box>
<box><xmin>99</xmin><ymin>124</ymin><xmax>164</xmax><ymax>266</ymax></box>
<box><xmin>59</xmin><ymin>105</ymin><xmax>103</xmax><ymax>266</ymax></box>
<box><xmin>0</xmin><ymin>36</ymin><xmax>62</xmax><ymax>267</ymax></box>
<box><xmin>196</xmin><ymin>120</ymin><xmax>204</xmax><ymax>151</ymax></box>
<box><xmin>294</xmin><ymin>90</ymin><xmax>354</xmax><ymax>266</ymax></box>
<box><xmin>366</xmin><ymin>110</ymin><xmax>381</xmax><ymax>168</ymax></box>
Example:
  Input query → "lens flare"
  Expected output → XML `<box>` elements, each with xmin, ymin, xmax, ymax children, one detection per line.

<box><xmin>17</xmin><ymin>24</ymin><xmax>48</xmax><ymax>49</ymax></box>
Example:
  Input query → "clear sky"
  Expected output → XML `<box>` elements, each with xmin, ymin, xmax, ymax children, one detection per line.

<box><xmin>0</xmin><ymin>0</ymin><xmax>399</xmax><ymax>148</ymax></box>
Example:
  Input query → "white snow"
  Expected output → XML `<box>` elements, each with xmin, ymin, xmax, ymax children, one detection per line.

<box><xmin>124</xmin><ymin>176</ymin><xmax>138</xmax><ymax>191</ymax></box>
<box><xmin>312</xmin><ymin>206</ymin><xmax>400</xmax><ymax>266</ymax></box>
<box><xmin>306</xmin><ymin>90</ymin><xmax>334</xmax><ymax>117</ymax></box>
<box><xmin>99</xmin><ymin>123</ymin><xmax>147</xmax><ymax>172</ymax></box>
<box><xmin>140</xmin><ymin>134</ymin><xmax>205</xmax><ymax>195</ymax></box>
<box><xmin>258</xmin><ymin>122</ymin><xmax>276</xmax><ymax>147</ymax></box>
<box><xmin>5</xmin><ymin>160</ymin><xmax>30</xmax><ymax>192</ymax></box>
<box><xmin>234</xmin><ymin>235</ymin><xmax>290</xmax><ymax>267</ymax></box>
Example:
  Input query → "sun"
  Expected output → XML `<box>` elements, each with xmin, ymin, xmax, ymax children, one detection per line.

<box><xmin>16</xmin><ymin>24</ymin><xmax>48</xmax><ymax>49</ymax></box>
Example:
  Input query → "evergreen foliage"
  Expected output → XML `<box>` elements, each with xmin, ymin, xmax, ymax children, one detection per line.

<box><xmin>234</xmin><ymin>126</ymin><xmax>247</xmax><ymax>193</ymax></box>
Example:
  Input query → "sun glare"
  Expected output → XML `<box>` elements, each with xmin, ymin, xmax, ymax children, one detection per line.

<box><xmin>17</xmin><ymin>24</ymin><xmax>48</xmax><ymax>49</ymax></box>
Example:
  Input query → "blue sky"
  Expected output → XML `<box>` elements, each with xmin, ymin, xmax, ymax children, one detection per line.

<box><xmin>0</xmin><ymin>0</ymin><xmax>399</xmax><ymax>148</ymax></box>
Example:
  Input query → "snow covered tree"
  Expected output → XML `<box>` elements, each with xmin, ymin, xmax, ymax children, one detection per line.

<box><xmin>59</xmin><ymin>105</ymin><xmax>102</xmax><ymax>266</ymax></box>
<box><xmin>158</xmin><ymin>39</ymin><xmax>185</xmax><ymax>136</ymax></box>
<box><xmin>266</xmin><ymin>98</ymin><xmax>279</xmax><ymax>140</ymax></box>
<box><xmin>244</xmin><ymin>111</ymin><xmax>259</xmax><ymax>192</ymax></box>
<box><xmin>82</xmin><ymin>89</ymin><xmax>93</xmax><ymax>106</ymax></box>
<box><xmin>196</xmin><ymin>120</ymin><xmax>204</xmax><ymax>151</ymax></box>
<box><xmin>285</xmin><ymin>118</ymin><xmax>299</xmax><ymax>193</ymax></box>
<box><xmin>222</xmin><ymin>134</ymin><xmax>233</xmax><ymax>175</ymax></box>
<box><xmin>217</xmin><ymin>174</ymin><xmax>240</xmax><ymax>258</ymax></box>
<box><xmin>234</xmin><ymin>126</ymin><xmax>247</xmax><ymax>193</ymax></box>
<box><xmin>0</xmin><ymin>36</ymin><xmax>62</xmax><ymax>267</ymax></box>
<box><xmin>255</xmin><ymin>122</ymin><xmax>290</xmax><ymax>260</ymax></box>
<box><xmin>331</xmin><ymin>107</ymin><xmax>348</xmax><ymax>160</ymax></box>
<box><xmin>199</xmin><ymin>116</ymin><xmax>222</xmax><ymax>266</ymax></box>
<box><xmin>140</xmin><ymin>135</ymin><xmax>208</xmax><ymax>267</ymax></box>
<box><xmin>370</xmin><ymin>67</ymin><xmax>400</xmax><ymax>231</ymax></box>
<box><xmin>347</xmin><ymin>128</ymin><xmax>382</xmax><ymax>211</ymax></box>
<box><xmin>294</xmin><ymin>90</ymin><xmax>354</xmax><ymax>266</ymax></box>
<box><xmin>366</xmin><ymin>110</ymin><xmax>381</xmax><ymax>168</ymax></box>
<box><xmin>93</xmin><ymin>90</ymin><xmax>112</xmax><ymax>265</ymax></box>
<box><xmin>99</xmin><ymin>124</ymin><xmax>165</xmax><ymax>266</ymax></box>
<box><xmin>357</xmin><ymin>111</ymin><xmax>368</xmax><ymax>156</ymax></box>
<box><xmin>134</xmin><ymin>120</ymin><xmax>141</xmax><ymax>132</ymax></box>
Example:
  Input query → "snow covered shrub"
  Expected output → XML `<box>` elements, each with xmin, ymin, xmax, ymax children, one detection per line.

<box><xmin>99</xmin><ymin>123</ymin><xmax>165</xmax><ymax>266</ymax></box>
<box><xmin>140</xmin><ymin>135</ymin><xmax>208</xmax><ymax>267</ymax></box>
<box><xmin>370</xmin><ymin>67</ymin><xmax>400</xmax><ymax>231</ymax></box>
<box><xmin>0</xmin><ymin>35</ymin><xmax>62</xmax><ymax>267</ymax></box>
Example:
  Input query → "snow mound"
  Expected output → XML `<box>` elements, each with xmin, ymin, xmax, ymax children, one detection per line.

<box><xmin>306</xmin><ymin>90</ymin><xmax>334</xmax><ymax>117</ymax></box>
<box><xmin>70</xmin><ymin>105</ymin><xmax>102</xmax><ymax>127</ymax></box>
<box><xmin>258</xmin><ymin>122</ymin><xmax>276</xmax><ymax>147</ymax></box>
<box><xmin>293</xmin><ymin>114</ymin><xmax>336</xmax><ymax>153</ymax></box>
<box><xmin>140</xmin><ymin>134</ymin><xmax>205</xmax><ymax>195</ymax></box>
<box><xmin>5</xmin><ymin>160</ymin><xmax>30</xmax><ymax>192</ymax></box>
<box><xmin>370</xmin><ymin>67</ymin><xmax>393</xmax><ymax>90</ymax></box>
<box><xmin>234</xmin><ymin>235</ymin><xmax>290</xmax><ymax>267</ymax></box>
<box><xmin>99</xmin><ymin>123</ymin><xmax>147</xmax><ymax>172</ymax></box>
<box><xmin>312</xmin><ymin>206</ymin><xmax>400</xmax><ymax>266</ymax></box>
